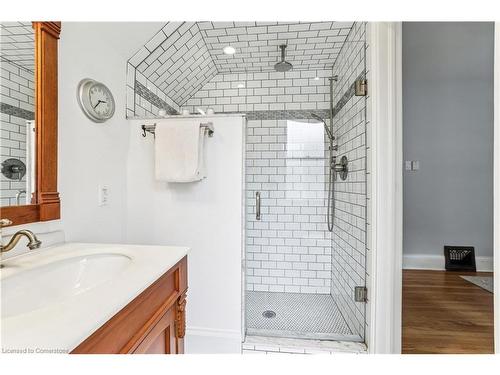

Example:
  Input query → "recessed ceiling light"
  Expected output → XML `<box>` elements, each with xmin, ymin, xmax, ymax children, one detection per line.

<box><xmin>314</xmin><ymin>77</ymin><xmax>320</xmax><ymax>81</ymax></box>
<box><xmin>223</xmin><ymin>46</ymin><xmax>236</xmax><ymax>55</ymax></box>
<box><xmin>237</xmin><ymin>83</ymin><xmax>245</xmax><ymax>88</ymax></box>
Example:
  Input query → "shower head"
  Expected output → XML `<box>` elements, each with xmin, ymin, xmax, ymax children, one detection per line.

<box><xmin>310</xmin><ymin>113</ymin><xmax>335</xmax><ymax>142</ymax></box>
<box><xmin>274</xmin><ymin>44</ymin><xmax>293</xmax><ymax>72</ymax></box>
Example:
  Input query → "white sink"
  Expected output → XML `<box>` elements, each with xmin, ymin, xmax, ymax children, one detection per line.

<box><xmin>1</xmin><ymin>253</ymin><xmax>131</xmax><ymax>318</ymax></box>
<box><xmin>0</xmin><ymin>242</ymin><xmax>188</xmax><ymax>351</ymax></box>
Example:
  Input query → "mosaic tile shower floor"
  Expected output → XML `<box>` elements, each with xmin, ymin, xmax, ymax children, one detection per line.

<box><xmin>245</xmin><ymin>291</ymin><xmax>362</xmax><ymax>341</ymax></box>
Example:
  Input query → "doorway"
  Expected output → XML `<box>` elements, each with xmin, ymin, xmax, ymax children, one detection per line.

<box><xmin>401</xmin><ymin>22</ymin><xmax>495</xmax><ymax>354</ymax></box>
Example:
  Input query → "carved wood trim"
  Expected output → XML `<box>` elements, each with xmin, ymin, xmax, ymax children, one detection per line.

<box><xmin>1</xmin><ymin>22</ymin><xmax>61</xmax><ymax>226</ymax></box>
<box><xmin>175</xmin><ymin>292</ymin><xmax>187</xmax><ymax>339</ymax></box>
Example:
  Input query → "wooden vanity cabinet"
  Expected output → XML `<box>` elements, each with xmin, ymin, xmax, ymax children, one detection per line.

<box><xmin>71</xmin><ymin>256</ymin><xmax>187</xmax><ymax>354</ymax></box>
<box><xmin>133</xmin><ymin>303</ymin><xmax>177</xmax><ymax>354</ymax></box>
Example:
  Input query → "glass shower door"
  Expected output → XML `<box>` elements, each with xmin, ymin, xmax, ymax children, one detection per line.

<box><xmin>244</xmin><ymin>114</ymin><xmax>357</xmax><ymax>341</ymax></box>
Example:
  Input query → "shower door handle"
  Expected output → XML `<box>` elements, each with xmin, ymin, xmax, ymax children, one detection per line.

<box><xmin>256</xmin><ymin>192</ymin><xmax>261</xmax><ymax>221</ymax></box>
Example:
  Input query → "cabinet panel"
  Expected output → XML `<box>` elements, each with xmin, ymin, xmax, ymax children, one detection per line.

<box><xmin>134</xmin><ymin>306</ymin><xmax>176</xmax><ymax>354</ymax></box>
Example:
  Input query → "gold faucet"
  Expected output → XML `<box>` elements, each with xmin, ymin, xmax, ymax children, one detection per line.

<box><xmin>0</xmin><ymin>219</ymin><xmax>42</xmax><ymax>253</ymax></box>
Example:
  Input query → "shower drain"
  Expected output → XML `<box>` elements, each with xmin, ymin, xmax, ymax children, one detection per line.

<box><xmin>262</xmin><ymin>310</ymin><xmax>276</xmax><ymax>319</ymax></box>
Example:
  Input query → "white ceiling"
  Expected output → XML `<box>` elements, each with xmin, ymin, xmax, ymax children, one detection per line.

<box><xmin>0</xmin><ymin>22</ymin><xmax>35</xmax><ymax>72</ymax></box>
<box><xmin>130</xmin><ymin>21</ymin><xmax>354</xmax><ymax>106</ymax></box>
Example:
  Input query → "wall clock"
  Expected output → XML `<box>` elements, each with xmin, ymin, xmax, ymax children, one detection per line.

<box><xmin>77</xmin><ymin>78</ymin><xmax>115</xmax><ymax>123</ymax></box>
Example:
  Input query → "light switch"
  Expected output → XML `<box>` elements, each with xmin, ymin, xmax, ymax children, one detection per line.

<box><xmin>405</xmin><ymin>161</ymin><xmax>412</xmax><ymax>171</ymax></box>
<box><xmin>411</xmin><ymin>160</ymin><xmax>420</xmax><ymax>171</ymax></box>
<box><xmin>98</xmin><ymin>185</ymin><xmax>109</xmax><ymax>206</ymax></box>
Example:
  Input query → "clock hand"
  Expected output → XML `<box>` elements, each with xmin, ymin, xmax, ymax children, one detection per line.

<box><xmin>93</xmin><ymin>100</ymin><xmax>103</xmax><ymax>109</ymax></box>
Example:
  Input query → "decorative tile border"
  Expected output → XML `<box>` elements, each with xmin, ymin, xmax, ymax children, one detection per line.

<box><xmin>246</xmin><ymin>109</ymin><xmax>330</xmax><ymax>121</ymax></box>
<box><xmin>239</xmin><ymin>109</ymin><xmax>330</xmax><ymax>121</ymax></box>
<box><xmin>135</xmin><ymin>81</ymin><xmax>179</xmax><ymax>115</ymax></box>
<box><xmin>0</xmin><ymin>102</ymin><xmax>34</xmax><ymax>120</ymax></box>
<box><xmin>127</xmin><ymin>109</ymin><xmax>331</xmax><ymax>121</ymax></box>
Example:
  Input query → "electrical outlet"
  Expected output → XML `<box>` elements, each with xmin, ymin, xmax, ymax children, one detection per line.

<box><xmin>98</xmin><ymin>185</ymin><xmax>109</xmax><ymax>206</ymax></box>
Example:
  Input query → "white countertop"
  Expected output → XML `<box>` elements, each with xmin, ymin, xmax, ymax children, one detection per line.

<box><xmin>0</xmin><ymin>243</ymin><xmax>189</xmax><ymax>353</ymax></box>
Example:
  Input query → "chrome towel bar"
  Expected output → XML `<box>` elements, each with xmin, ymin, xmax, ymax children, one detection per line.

<box><xmin>141</xmin><ymin>122</ymin><xmax>215</xmax><ymax>138</ymax></box>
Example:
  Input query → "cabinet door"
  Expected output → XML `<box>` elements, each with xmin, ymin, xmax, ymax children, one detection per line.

<box><xmin>134</xmin><ymin>306</ymin><xmax>177</xmax><ymax>354</ymax></box>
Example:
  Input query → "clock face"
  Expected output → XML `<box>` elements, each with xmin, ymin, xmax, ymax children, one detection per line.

<box><xmin>77</xmin><ymin>79</ymin><xmax>115</xmax><ymax>123</ymax></box>
<box><xmin>89</xmin><ymin>84</ymin><xmax>113</xmax><ymax>118</ymax></box>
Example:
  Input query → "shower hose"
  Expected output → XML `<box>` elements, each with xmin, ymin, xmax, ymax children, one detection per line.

<box><xmin>327</xmin><ymin>157</ymin><xmax>335</xmax><ymax>232</ymax></box>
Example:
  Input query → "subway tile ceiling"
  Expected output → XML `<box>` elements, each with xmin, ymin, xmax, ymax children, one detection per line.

<box><xmin>0</xmin><ymin>22</ymin><xmax>35</xmax><ymax>72</ymax></box>
<box><xmin>129</xmin><ymin>21</ymin><xmax>353</xmax><ymax>106</ymax></box>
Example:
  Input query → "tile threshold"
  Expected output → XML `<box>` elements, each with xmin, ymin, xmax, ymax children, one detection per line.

<box><xmin>243</xmin><ymin>334</ymin><xmax>367</xmax><ymax>354</ymax></box>
<box><xmin>246</xmin><ymin>327</ymin><xmax>362</xmax><ymax>342</ymax></box>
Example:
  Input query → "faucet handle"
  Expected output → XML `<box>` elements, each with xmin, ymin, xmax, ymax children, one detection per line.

<box><xmin>0</xmin><ymin>218</ymin><xmax>13</xmax><ymax>228</ymax></box>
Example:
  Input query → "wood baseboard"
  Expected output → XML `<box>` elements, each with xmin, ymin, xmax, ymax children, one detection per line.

<box><xmin>403</xmin><ymin>254</ymin><xmax>494</xmax><ymax>272</ymax></box>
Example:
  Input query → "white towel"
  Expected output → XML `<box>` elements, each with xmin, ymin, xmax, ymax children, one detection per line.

<box><xmin>154</xmin><ymin>120</ymin><xmax>206</xmax><ymax>182</ymax></box>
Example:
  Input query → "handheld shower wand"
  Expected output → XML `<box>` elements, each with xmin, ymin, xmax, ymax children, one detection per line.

<box><xmin>310</xmin><ymin>75</ymin><xmax>340</xmax><ymax>232</ymax></box>
<box><xmin>327</xmin><ymin>76</ymin><xmax>338</xmax><ymax>232</ymax></box>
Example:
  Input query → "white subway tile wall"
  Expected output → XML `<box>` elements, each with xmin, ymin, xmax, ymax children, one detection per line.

<box><xmin>182</xmin><ymin>69</ymin><xmax>332</xmax><ymax>114</ymax></box>
<box><xmin>129</xmin><ymin>22</ymin><xmax>217</xmax><ymax>107</ymax></box>
<box><xmin>125</xmin><ymin>20</ymin><xmax>371</xmax><ymax>341</ymax></box>
<box><xmin>0</xmin><ymin>59</ymin><xmax>34</xmax><ymax>206</ymax></box>
<box><xmin>330</xmin><ymin>22</ymin><xmax>367</xmax><ymax>338</ymax></box>
<box><xmin>180</xmin><ymin>68</ymin><xmax>336</xmax><ymax>293</ymax></box>
<box><xmin>244</xmin><ymin>117</ymin><xmax>334</xmax><ymax>294</ymax></box>
<box><xmin>363</xmin><ymin>23</ymin><xmax>373</xmax><ymax>347</ymax></box>
<box><xmin>126</xmin><ymin>64</ymin><xmax>181</xmax><ymax>118</ymax></box>
<box><xmin>196</xmin><ymin>22</ymin><xmax>353</xmax><ymax>74</ymax></box>
<box><xmin>125</xmin><ymin>22</ymin><xmax>354</xmax><ymax>119</ymax></box>
<box><xmin>0</xmin><ymin>23</ymin><xmax>36</xmax><ymax>72</ymax></box>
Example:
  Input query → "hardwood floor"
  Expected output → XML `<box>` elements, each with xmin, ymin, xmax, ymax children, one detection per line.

<box><xmin>402</xmin><ymin>270</ymin><xmax>494</xmax><ymax>354</ymax></box>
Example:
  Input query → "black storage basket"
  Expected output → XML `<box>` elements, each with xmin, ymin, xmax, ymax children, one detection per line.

<box><xmin>444</xmin><ymin>246</ymin><xmax>476</xmax><ymax>272</ymax></box>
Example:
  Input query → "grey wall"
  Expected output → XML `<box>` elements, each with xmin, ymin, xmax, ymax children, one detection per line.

<box><xmin>403</xmin><ymin>22</ymin><xmax>494</xmax><ymax>258</ymax></box>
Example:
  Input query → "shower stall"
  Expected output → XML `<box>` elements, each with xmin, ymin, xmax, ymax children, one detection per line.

<box><xmin>244</xmin><ymin>22</ymin><xmax>368</xmax><ymax>343</ymax></box>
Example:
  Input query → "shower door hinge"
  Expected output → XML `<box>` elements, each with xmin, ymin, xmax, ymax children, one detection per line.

<box><xmin>355</xmin><ymin>79</ymin><xmax>368</xmax><ymax>96</ymax></box>
<box><xmin>354</xmin><ymin>286</ymin><xmax>368</xmax><ymax>303</ymax></box>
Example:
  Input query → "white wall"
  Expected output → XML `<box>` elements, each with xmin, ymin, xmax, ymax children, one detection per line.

<box><xmin>125</xmin><ymin>116</ymin><xmax>245</xmax><ymax>353</ymax></box>
<box><xmin>402</xmin><ymin>22</ymin><xmax>494</xmax><ymax>271</ymax></box>
<box><xmin>2</xmin><ymin>23</ymin><xmax>163</xmax><ymax>258</ymax></box>
<box><xmin>58</xmin><ymin>22</ymin><xmax>163</xmax><ymax>243</ymax></box>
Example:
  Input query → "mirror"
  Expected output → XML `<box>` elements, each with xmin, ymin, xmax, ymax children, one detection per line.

<box><xmin>0</xmin><ymin>21</ymin><xmax>60</xmax><ymax>226</ymax></box>
<box><xmin>0</xmin><ymin>22</ymin><xmax>36</xmax><ymax>207</ymax></box>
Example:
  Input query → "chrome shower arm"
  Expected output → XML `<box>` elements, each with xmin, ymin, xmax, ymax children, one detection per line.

<box><xmin>310</xmin><ymin>113</ymin><xmax>335</xmax><ymax>142</ymax></box>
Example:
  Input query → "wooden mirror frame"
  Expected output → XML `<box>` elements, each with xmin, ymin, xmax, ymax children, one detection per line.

<box><xmin>1</xmin><ymin>22</ymin><xmax>61</xmax><ymax>226</ymax></box>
